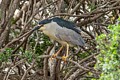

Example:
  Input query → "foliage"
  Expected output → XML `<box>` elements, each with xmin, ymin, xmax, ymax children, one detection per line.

<box><xmin>0</xmin><ymin>48</ymin><xmax>12</xmax><ymax>62</ymax></box>
<box><xmin>95</xmin><ymin>21</ymin><xmax>120</xmax><ymax>80</ymax></box>
<box><xmin>29</xmin><ymin>33</ymin><xmax>52</xmax><ymax>55</ymax></box>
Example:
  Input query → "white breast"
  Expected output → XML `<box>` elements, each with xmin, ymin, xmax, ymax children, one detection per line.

<box><xmin>43</xmin><ymin>21</ymin><xmax>69</xmax><ymax>46</ymax></box>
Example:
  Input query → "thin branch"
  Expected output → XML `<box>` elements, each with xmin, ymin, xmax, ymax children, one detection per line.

<box><xmin>38</xmin><ymin>55</ymin><xmax>90</xmax><ymax>71</ymax></box>
<box><xmin>21</xmin><ymin>60</ymin><xmax>35</xmax><ymax>80</ymax></box>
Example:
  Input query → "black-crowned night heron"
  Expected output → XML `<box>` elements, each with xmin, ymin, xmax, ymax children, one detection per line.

<box><xmin>37</xmin><ymin>17</ymin><xmax>85</xmax><ymax>61</ymax></box>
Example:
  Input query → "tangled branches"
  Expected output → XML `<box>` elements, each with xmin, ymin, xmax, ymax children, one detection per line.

<box><xmin>0</xmin><ymin>0</ymin><xmax>120</xmax><ymax>80</ymax></box>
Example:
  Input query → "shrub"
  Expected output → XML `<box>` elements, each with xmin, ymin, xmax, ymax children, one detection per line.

<box><xmin>95</xmin><ymin>21</ymin><xmax>120</xmax><ymax>80</ymax></box>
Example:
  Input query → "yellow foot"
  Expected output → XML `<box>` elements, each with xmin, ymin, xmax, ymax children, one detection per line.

<box><xmin>62</xmin><ymin>56</ymin><xmax>68</xmax><ymax>62</ymax></box>
<box><xmin>50</xmin><ymin>54</ymin><xmax>57</xmax><ymax>60</ymax></box>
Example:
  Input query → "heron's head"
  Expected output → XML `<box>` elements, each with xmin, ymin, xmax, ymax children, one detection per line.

<box><xmin>38</xmin><ymin>18</ymin><xmax>52</xmax><ymax>31</ymax></box>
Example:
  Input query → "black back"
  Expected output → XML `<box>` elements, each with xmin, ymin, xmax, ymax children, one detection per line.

<box><xmin>39</xmin><ymin>17</ymin><xmax>81</xmax><ymax>34</ymax></box>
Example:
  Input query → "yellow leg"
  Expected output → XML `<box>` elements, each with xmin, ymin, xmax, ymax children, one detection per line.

<box><xmin>62</xmin><ymin>44</ymin><xmax>69</xmax><ymax>62</ymax></box>
<box><xmin>51</xmin><ymin>45</ymin><xmax>64</xmax><ymax>59</ymax></box>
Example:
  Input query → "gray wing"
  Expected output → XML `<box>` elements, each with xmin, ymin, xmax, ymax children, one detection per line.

<box><xmin>55</xmin><ymin>27</ymin><xmax>85</xmax><ymax>46</ymax></box>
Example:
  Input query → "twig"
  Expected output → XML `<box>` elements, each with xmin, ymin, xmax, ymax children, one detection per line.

<box><xmin>79</xmin><ymin>53</ymin><xmax>98</xmax><ymax>64</ymax></box>
<box><xmin>3</xmin><ymin>59</ymin><xmax>26</xmax><ymax>80</ymax></box>
<box><xmin>48</xmin><ymin>13</ymin><xmax>93</xmax><ymax>18</ymax></box>
<box><xmin>43</xmin><ymin>46</ymin><xmax>54</xmax><ymax>80</ymax></box>
<box><xmin>21</xmin><ymin>60</ymin><xmax>35</xmax><ymax>80</ymax></box>
<box><xmin>0</xmin><ymin>25</ymin><xmax>42</xmax><ymax>53</ymax></box>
